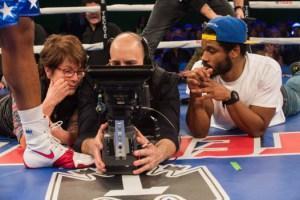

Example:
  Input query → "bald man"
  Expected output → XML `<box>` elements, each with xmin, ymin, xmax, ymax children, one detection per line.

<box><xmin>75</xmin><ymin>32</ymin><xmax>180</xmax><ymax>174</ymax></box>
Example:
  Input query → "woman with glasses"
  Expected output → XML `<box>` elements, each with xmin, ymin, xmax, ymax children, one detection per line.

<box><xmin>0</xmin><ymin>34</ymin><xmax>87</xmax><ymax>148</ymax></box>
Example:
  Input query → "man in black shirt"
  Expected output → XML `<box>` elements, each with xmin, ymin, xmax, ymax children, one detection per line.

<box><xmin>82</xmin><ymin>0</ymin><xmax>122</xmax><ymax>65</ymax></box>
<box><xmin>74</xmin><ymin>32</ymin><xmax>180</xmax><ymax>174</ymax></box>
<box><xmin>142</xmin><ymin>0</ymin><xmax>244</xmax><ymax>57</ymax></box>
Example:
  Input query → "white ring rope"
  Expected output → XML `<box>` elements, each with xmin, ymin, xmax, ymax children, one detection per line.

<box><xmin>82</xmin><ymin>43</ymin><xmax>104</xmax><ymax>52</ymax></box>
<box><xmin>22</xmin><ymin>38</ymin><xmax>300</xmax><ymax>54</ymax></box>
<box><xmin>1</xmin><ymin>1</ymin><xmax>300</xmax><ymax>54</ymax></box>
<box><xmin>41</xmin><ymin>5</ymin><xmax>154</xmax><ymax>15</ymax></box>
<box><xmin>249</xmin><ymin>37</ymin><xmax>300</xmax><ymax>45</ymax></box>
<box><xmin>40</xmin><ymin>1</ymin><xmax>300</xmax><ymax>15</ymax></box>
<box><xmin>249</xmin><ymin>1</ymin><xmax>300</xmax><ymax>9</ymax></box>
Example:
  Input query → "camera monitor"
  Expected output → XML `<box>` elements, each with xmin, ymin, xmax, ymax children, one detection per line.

<box><xmin>87</xmin><ymin>65</ymin><xmax>154</xmax><ymax>85</ymax></box>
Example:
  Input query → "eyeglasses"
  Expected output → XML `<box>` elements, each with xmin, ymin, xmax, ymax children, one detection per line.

<box><xmin>57</xmin><ymin>68</ymin><xmax>86</xmax><ymax>78</ymax></box>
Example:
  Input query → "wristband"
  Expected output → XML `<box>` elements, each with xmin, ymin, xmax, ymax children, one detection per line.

<box><xmin>222</xmin><ymin>90</ymin><xmax>239</xmax><ymax>107</ymax></box>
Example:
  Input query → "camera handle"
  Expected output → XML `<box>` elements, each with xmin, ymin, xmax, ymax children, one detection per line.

<box><xmin>114</xmin><ymin>120</ymin><xmax>127</xmax><ymax>159</ymax></box>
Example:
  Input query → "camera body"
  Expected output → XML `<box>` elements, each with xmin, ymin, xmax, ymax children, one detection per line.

<box><xmin>87</xmin><ymin>65</ymin><xmax>154</xmax><ymax>174</ymax></box>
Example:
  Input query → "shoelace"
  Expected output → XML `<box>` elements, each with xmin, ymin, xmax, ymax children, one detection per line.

<box><xmin>50</xmin><ymin>120</ymin><xmax>63</xmax><ymax>129</ymax></box>
<box><xmin>48</xmin><ymin>121</ymin><xmax>64</xmax><ymax>146</ymax></box>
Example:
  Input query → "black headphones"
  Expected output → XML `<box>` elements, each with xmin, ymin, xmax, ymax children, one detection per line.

<box><xmin>106</xmin><ymin>32</ymin><xmax>153</xmax><ymax>65</ymax></box>
<box><xmin>140</xmin><ymin>36</ymin><xmax>152</xmax><ymax>65</ymax></box>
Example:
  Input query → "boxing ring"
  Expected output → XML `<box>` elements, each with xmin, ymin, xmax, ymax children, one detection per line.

<box><xmin>1</xmin><ymin>1</ymin><xmax>300</xmax><ymax>199</ymax></box>
<box><xmin>2</xmin><ymin>104</ymin><xmax>300</xmax><ymax>200</ymax></box>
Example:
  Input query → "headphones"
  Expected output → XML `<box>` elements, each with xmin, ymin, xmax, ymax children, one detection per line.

<box><xmin>106</xmin><ymin>32</ymin><xmax>153</xmax><ymax>65</ymax></box>
<box><xmin>140</xmin><ymin>36</ymin><xmax>152</xmax><ymax>65</ymax></box>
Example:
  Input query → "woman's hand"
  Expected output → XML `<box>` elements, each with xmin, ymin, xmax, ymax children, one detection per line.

<box><xmin>43</xmin><ymin>78</ymin><xmax>72</xmax><ymax>116</ymax></box>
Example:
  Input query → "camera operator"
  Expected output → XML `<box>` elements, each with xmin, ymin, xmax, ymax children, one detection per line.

<box><xmin>74</xmin><ymin>32</ymin><xmax>180</xmax><ymax>174</ymax></box>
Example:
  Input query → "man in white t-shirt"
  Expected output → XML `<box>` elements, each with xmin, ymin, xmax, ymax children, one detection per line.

<box><xmin>183</xmin><ymin>16</ymin><xmax>286</xmax><ymax>138</ymax></box>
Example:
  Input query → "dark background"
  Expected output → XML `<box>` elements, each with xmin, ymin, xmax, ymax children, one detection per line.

<box><xmin>36</xmin><ymin>0</ymin><xmax>300</xmax><ymax>34</ymax></box>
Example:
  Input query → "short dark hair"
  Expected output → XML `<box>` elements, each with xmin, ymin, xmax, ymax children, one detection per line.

<box><xmin>203</xmin><ymin>27</ymin><xmax>247</xmax><ymax>56</ymax></box>
<box><xmin>82</xmin><ymin>0</ymin><xmax>100</xmax><ymax>5</ymax></box>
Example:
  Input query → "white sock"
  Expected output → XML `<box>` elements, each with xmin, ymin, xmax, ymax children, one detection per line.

<box><xmin>18</xmin><ymin>104</ymin><xmax>44</xmax><ymax>124</ymax></box>
<box><xmin>18</xmin><ymin>105</ymin><xmax>50</xmax><ymax>146</ymax></box>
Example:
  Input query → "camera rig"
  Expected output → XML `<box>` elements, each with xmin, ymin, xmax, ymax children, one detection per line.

<box><xmin>87</xmin><ymin>65</ymin><xmax>155</xmax><ymax>174</ymax></box>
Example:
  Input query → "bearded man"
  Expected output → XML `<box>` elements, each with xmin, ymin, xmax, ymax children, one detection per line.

<box><xmin>184</xmin><ymin>16</ymin><xmax>286</xmax><ymax>138</ymax></box>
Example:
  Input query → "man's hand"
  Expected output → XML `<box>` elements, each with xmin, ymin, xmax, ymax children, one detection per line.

<box><xmin>200</xmin><ymin>3</ymin><xmax>219</xmax><ymax>19</ymax></box>
<box><xmin>181</xmin><ymin>67</ymin><xmax>213</xmax><ymax>98</ymax></box>
<box><xmin>196</xmin><ymin>79</ymin><xmax>231</xmax><ymax>101</ymax></box>
<box><xmin>182</xmin><ymin>68</ymin><xmax>231</xmax><ymax>101</ymax></box>
<box><xmin>132</xmin><ymin>129</ymin><xmax>164</xmax><ymax>175</ymax></box>
<box><xmin>82</xmin><ymin>123</ymin><xmax>107</xmax><ymax>172</ymax></box>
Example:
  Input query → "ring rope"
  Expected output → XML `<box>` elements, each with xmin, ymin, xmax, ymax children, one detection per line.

<box><xmin>249</xmin><ymin>37</ymin><xmax>300</xmax><ymax>45</ymax></box>
<box><xmin>16</xmin><ymin>38</ymin><xmax>300</xmax><ymax>54</ymax></box>
<box><xmin>40</xmin><ymin>5</ymin><xmax>154</xmax><ymax>15</ymax></box>
<box><xmin>40</xmin><ymin>1</ymin><xmax>300</xmax><ymax>15</ymax></box>
<box><xmin>249</xmin><ymin>1</ymin><xmax>300</xmax><ymax>9</ymax></box>
<box><xmin>1</xmin><ymin>2</ymin><xmax>300</xmax><ymax>54</ymax></box>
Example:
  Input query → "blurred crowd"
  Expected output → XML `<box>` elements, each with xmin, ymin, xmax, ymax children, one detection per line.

<box><xmin>1</xmin><ymin>15</ymin><xmax>300</xmax><ymax>89</ymax></box>
<box><xmin>153</xmin><ymin>19</ymin><xmax>300</xmax><ymax>73</ymax></box>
